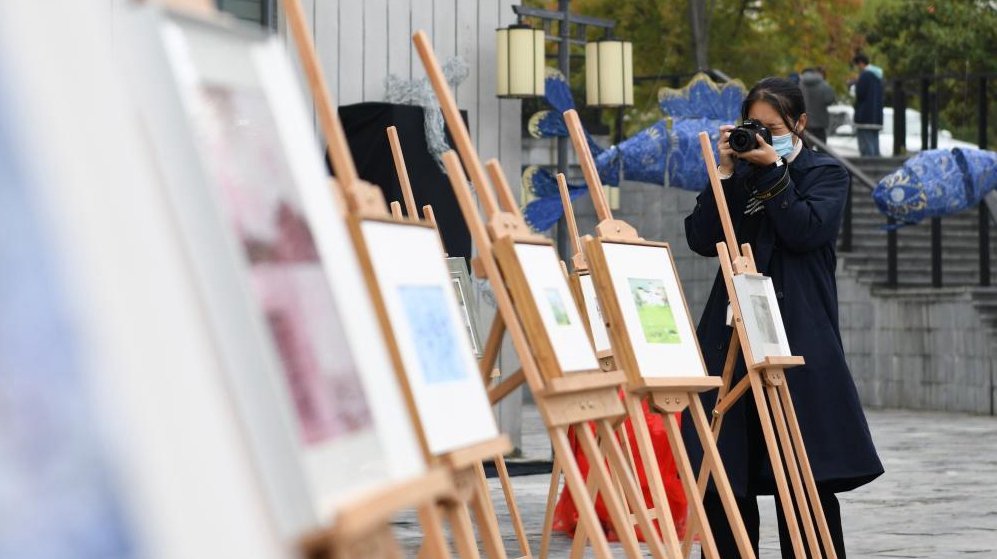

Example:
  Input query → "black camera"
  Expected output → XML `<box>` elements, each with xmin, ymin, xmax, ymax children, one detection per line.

<box><xmin>728</xmin><ymin>119</ymin><xmax>773</xmax><ymax>153</ymax></box>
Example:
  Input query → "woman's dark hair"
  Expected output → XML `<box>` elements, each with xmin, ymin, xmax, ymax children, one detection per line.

<box><xmin>740</xmin><ymin>77</ymin><xmax>807</xmax><ymax>138</ymax></box>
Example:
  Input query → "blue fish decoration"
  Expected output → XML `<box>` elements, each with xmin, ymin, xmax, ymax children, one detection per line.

<box><xmin>523</xmin><ymin>71</ymin><xmax>747</xmax><ymax>231</ymax></box>
<box><xmin>873</xmin><ymin>148</ymin><xmax>997</xmax><ymax>226</ymax></box>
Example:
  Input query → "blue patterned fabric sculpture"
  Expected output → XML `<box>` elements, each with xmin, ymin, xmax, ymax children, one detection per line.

<box><xmin>522</xmin><ymin>70</ymin><xmax>746</xmax><ymax>231</ymax></box>
<box><xmin>873</xmin><ymin>148</ymin><xmax>997</xmax><ymax>226</ymax></box>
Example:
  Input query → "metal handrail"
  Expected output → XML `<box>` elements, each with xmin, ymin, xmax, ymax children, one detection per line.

<box><xmin>802</xmin><ymin>131</ymin><xmax>878</xmax><ymax>191</ymax></box>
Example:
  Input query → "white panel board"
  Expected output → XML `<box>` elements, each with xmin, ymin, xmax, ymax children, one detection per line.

<box><xmin>362</xmin><ymin>0</ymin><xmax>388</xmax><ymax>102</ymax></box>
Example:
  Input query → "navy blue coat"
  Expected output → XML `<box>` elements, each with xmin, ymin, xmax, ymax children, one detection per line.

<box><xmin>854</xmin><ymin>69</ymin><xmax>884</xmax><ymax>127</ymax></box>
<box><xmin>681</xmin><ymin>148</ymin><xmax>884</xmax><ymax>497</ymax></box>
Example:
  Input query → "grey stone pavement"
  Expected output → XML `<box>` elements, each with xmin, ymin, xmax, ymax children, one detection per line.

<box><xmin>395</xmin><ymin>405</ymin><xmax>997</xmax><ymax>557</ymax></box>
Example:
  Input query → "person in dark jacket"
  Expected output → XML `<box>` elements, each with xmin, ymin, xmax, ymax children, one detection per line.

<box><xmin>852</xmin><ymin>53</ymin><xmax>884</xmax><ymax>156</ymax></box>
<box><xmin>800</xmin><ymin>67</ymin><xmax>836</xmax><ymax>144</ymax></box>
<box><xmin>683</xmin><ymin>77</ymin><xmax>883</xmax><ymax>558</ymax></box>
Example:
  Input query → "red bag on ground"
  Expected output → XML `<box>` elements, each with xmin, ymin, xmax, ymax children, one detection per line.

<box><xmin>552</xmin><ymin>393</ymin><xmax>688</xmax><ymax>543</ymax></box>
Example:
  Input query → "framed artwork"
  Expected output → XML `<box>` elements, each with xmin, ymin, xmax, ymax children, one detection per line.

<box><xmin>447</xmin><ymin>257</ymin><xmax>483</xmax><ymax>358</ymax></box>
<box><xmin>4</xmin><ymin>1</ymin><xmax>297</xmax><ymax>555</ymax></box>
<box><xmin>512</xmin><ymin>243</ymin><xmax>600</xmax><ymax>373</ymax></box>
<box><xmin>578</xmin><ymin>272</ymin><xmax>612</xmax><ymax>353</ymax></box>
<box><xmin>732</xmin><ymin>274</ymin><xmax>791</xmax><ymax>362</ymax></box>
<box><xmin>121</xmin><ymin>7</ymin><xmax>425</xmax><ymax>538</ymax></box>
<box><xmin>0</xmin><ymin>61</ymin><xmax>136</xmax><ymax>559</ymax></box>
<box><xmin>596</xmin><ymin>241</ymin><xmax>707</xmax><ymax>378</ymax></box>
<box><xmin>359</xmin><ymin>221</ymin><xmax>499</xmax><ymax>456</ymax></box>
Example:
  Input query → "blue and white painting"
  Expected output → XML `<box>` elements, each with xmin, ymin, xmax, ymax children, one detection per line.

<box><xmin>0</xmin><ymin>63</ymin><xmax>135</xmax><ymax>559</ymax></box>
<box><xmin>397</xmin><ymin>285</ymin><xmax>470</xmax><ymax>385</ymax></box>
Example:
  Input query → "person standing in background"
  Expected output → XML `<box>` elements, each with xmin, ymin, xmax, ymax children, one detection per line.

<box><xmin>800</xmin><ymin>67</ymin><xmax>836</xmax><ymax>145</ymax></box>
<box><xmin>852</xmin><ymin>53</ymin><xmax>884</xmax><ymax>156</ymax></box>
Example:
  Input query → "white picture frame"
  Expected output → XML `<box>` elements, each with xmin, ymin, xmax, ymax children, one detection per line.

<box><xmin>120</xmin><ymin>6</ymin><xmax>425</xmax><ymax>539</ymax></box>
<box><xmin>599</xmin><ymin>242</ymin><xmax>707</xmax><ymax>378</ymax></box>
<box><xmin>732</xmin><ymin>274</ymin><xmax>792</xmax><ymax>362</ymax></box>
<box><xmin>513</xmin><ymin>243</ymin><xmax>600</xmax><ymax>373</ymax></box>
<box><xmin>579</xmin><ymin>272</ymin><xmax>612</xmax><ymax>353</ymax></box>
<box><xmin>447</xmin><ymin>257</ymin><xmax>483</xmax><ymax>358</ymax></box>
<box><xmin>360</xmin><ymin>221</ymin><xmax>499</xmax><ymax>456</ymax></box>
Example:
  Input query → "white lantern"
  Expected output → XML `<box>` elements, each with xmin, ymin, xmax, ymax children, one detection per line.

<box><xmin>585</xmin><ymin>39</ymin><xmax>633</xmax><ymax>107</ymax></box>
<box><xmin>496</xmin><ymin>24</ymin><xmax>545</xmax><ymax>98</ymax></box>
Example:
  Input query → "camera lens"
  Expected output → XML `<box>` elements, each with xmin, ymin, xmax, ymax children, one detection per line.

<box><xmin>728</xmin><ymin>128</ymin><xmax>756</xmax><ymax>153</ymax></box>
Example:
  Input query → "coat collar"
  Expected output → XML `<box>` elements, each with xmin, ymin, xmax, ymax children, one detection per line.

<box><xmin>789</xmin><ymin>146</ymin><xmax>842</xmax><ymax>172</ymax></box>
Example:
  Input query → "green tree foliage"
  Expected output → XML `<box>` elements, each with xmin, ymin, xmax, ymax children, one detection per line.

<box><xmin>858</xmin><ymin>0</ymin><xmax>997</xmax><ymax>144</ymax></box>
<box><xmin>524</xmin><ymin>0</ymin><xmax>863</xmax><ymax>132</ymax></box>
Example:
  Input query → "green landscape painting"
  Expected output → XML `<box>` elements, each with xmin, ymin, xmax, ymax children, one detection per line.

<box><xmin>627</xmin><ymin>277</ymin><xmax>680</xmax><ymax>344</ymax></box>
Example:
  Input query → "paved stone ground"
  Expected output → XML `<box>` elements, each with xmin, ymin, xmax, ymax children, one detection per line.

<box><xmin>395</xmin><ymin>405</ymin><xmax>997</xmax><ymax>557</ymax></box>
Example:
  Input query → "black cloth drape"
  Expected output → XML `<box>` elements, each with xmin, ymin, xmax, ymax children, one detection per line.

<box><xmin>335</xmin><ymin>102</ymin><xmax>472</xmax><ymax>259</ymax></box>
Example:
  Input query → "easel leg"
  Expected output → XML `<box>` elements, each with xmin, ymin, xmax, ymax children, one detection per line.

<box><xmin>766</xmin><ymin>384</ymin><xmax>822</xmax><ymax>559</ymax></box>
<box><xmin>687</xmin><ymin>396</ymin><xmax>756</xmax><ymax>559</ymax></box>
<box><xmin>479</xmin><ymin>314</ymin><xmax>505</xmax><ymax>384</ymax></box>
<box><xmin>539</xmin><ymin>456</ymin><xmax>562</xmax><ymax>559</ymax></box>
<box><xmin>418</xmin><ymin>502</ymin><xmax>453</xmax><ymax>559</ymax></box>
<box><xmin>444</xmin><ymin>500</ymin><xmax>483</xmax><ymax>559</ymax></box>
<box><xmin>686</xmin><ymin>332</ymin><xmax>740</xmax><ymax>553</ymax></box>
<box><xmin>777</xmin><ymin>383</ymin><xmax>838</xmax><ymax>559</ymax></box>
<box><xmin>574</xmin><ymin>423</ymin><xmax>644</xmax><ymax>559</ymax></box>
<box><xmin>568</xmin><ymin>474</ymin><xmax>599</xmax><ymax>559</ymax></box>
<box><xmin>332</xmin><ymin>523</ymin><xmax>404</xmax><ymax>559</ymax></box>
<box><xmin>550</xmin><ymin>426</ymin><xmax>614</xmax><ymax>559</ymax></box>
<box><xmin>470</xmin><ymin>462</ymin><xmax>509</xmax><ymax>559</ymax></box>
<box><xmin>749</xmin><ymin>373</ymin><xmax>806</xmax><ymax>559</ymax></box>
<box><xmin>660</xmin><ymin>408</ymin><xmax>719</xmax><ymax>559</ymax></box>
<box><xmin>493</xmin><ymin>454</ymin><xmax>532</xmax><ymax>557</ymax></box>
<box><xmin>596</xmin><ymin>419</ymin><xmax>671</xmax><ymax>559</ymax></box>
<box><xmin>623</xmin><ymin>393</ymin><xmax>682</xmax><ymax>558</ymax></box>
<box><xmin>615</xmin><ymin>418</ymin><xmax>662</xmax><ymax>546</ymax></box>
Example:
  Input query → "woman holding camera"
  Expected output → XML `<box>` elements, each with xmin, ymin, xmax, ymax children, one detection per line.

<box><xmin>683</xmin><ymin>77</ymin><xmax>883</xmax><ymax>558</ymax></box>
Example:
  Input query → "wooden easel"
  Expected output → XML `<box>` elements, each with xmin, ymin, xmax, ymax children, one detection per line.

<box><xmin>148</xmin><ymin>1</ymin><xmax>457</xmax><ymax>557</ymax></box>
<box><xmin>299</xmin><ymin>469</ymin><xmax>454</xmax><ymax>559</ymax></box>
<box><xmin>537</xmin><ymin>172</ymin><xmax>676</xmax><ymax>559</ymax></box>
<box><xmin>386</xmin><ymin>124</ymin><xmax>532</xmax><ymax>559</ymax></box>
<box><xmin>558</xmin><ymin>109</ymin><xmax>755</xmax><ymax>559</ymax></box>
<box><xmin>683</xmin><ymin>131</ymin><xmax>839</xmax><ymax>559</ymax></box>
<box><xmin>279</xmin><ymin>3</ymin><xmax>518</xmax><ymax>559</ymax></box>
<box><xmin>413</xmin><ymin>30</ymin><xmax>674</xmax><ymax>559</ymax></box>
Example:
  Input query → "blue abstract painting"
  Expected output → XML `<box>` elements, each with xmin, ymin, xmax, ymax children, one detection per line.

<box><xmin>0</xmin><ymin>62</ymin><xmax>135</xmax><ymax>559</ymax></box>
<box><xmin>397</xmin><ymin>285</ymin><xmax>470</xmax><ymax>384</ymax></box>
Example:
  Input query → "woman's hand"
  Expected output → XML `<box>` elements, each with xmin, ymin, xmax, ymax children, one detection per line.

<box><xmin>717</xmin><ymin>125</ymin><xmax>736</xmax><ymax>176</ymax></box>
<box><xmin>734</xmin><ymin>133</ymin><xmax>780</xmax><ymax>167</ymax></box>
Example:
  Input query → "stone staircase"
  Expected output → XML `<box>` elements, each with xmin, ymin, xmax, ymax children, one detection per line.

<box><xmin>839</xmin><ymin>156</ymin><xmax>997</xmax><ymax>335</ymax></box>
<box><xmin>839</xmin><ymin>156</ymin><xmax>997</xmax><ymax>286</ymax></box>
<box><xmin>834</xmin><ymin>156</ymin><xmax>997</xmax><ymax>414</ymax></box>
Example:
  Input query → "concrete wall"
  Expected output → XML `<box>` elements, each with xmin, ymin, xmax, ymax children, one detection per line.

<box><xmin>837</xmin><ymin>275</ymin><xmax>997</xmax><ymax>415</ymax></box>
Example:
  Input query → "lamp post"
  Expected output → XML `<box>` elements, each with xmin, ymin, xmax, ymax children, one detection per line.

<box><xmin>506</xmin><ymin>2</ymin><xmax>624</xmax><ymax>264</ymax></box>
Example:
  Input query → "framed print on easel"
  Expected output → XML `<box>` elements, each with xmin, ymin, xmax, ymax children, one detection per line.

<box><xmin>119</xmin><ymin>5</ymin><xmax>450</xmax><ymax>555</ymax></box>
<box><xmin>278</xmin><ymin>3</ymin><xmax>529</xmax><ymax>558</ymax></box>
<box><xmin>562</xmin><ymin>109</ymin><xmax>756</xmax><ymax>559</ymax></box>
<box><xmin>732</xmin><ymin>274</ymin><xmax>792</xmax><ymax>360</ymax></box>
<box><xmin>386</xmin><ymin>125</ymin><xmax>486</xmax><ymax>361</ymax></box>
<box><xmin>416</xmin><ymin>31</ymin><xmax>672</xmax><ymax>559</ymax></box>
<box><xmin>448</xmin><ymin>258</ymin><xmax>485</xmax><ymax>359</ymax></box>
<box><xmin>553</xmin><ymin>174</ymin><xmax>613</xmax><ymax>362</ymax></box>
<box><xmin>693</xmin><ymin>131</ymin><xmax>839</xmax><ymax>559</ymax></box>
